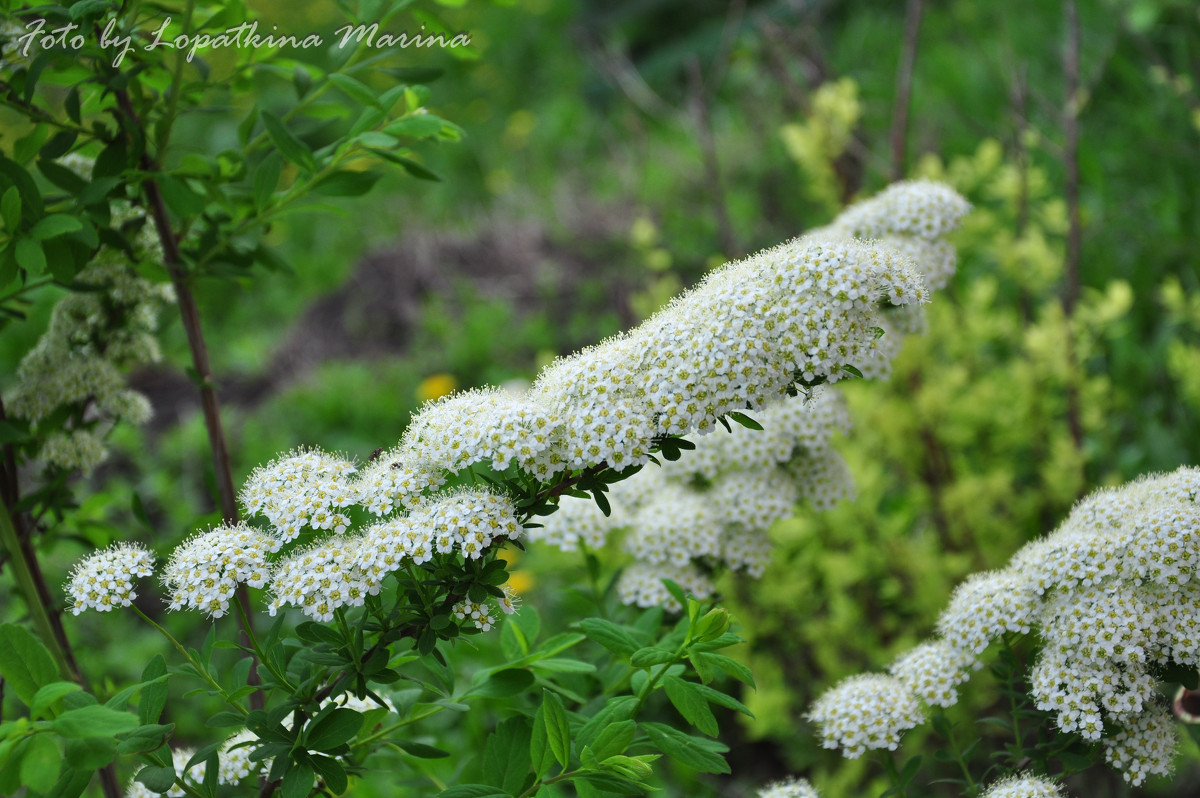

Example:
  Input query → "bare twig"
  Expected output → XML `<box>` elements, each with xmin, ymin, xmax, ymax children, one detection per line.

<box><xmin>688</xmin><ymin>58</ymin><xmax>737</xmax><ymax>256</ymax></box>
<box><xmin>890</xmin><ymin>0</ymin><xmax>924</xmax><ymax>181</ymax></box>
<box><xmin>1062</xmin><ymin>0</ymin><xmax>1085</xmax><ymax>457</ymax></box>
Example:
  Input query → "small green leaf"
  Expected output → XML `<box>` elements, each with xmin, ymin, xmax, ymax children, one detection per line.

<box><xmin>580</xmin><ymin>619</ymin><xmax>639</xmax><ymax>658</ymax></box>
<box><xmin>304</xmin><ymin>708</ymin><xmax>364</xmax><ymax>751</ymax></box>
<box><xmin>542</xmin><ymin>689</ymin><xmax>571</xmax><ymax>768</ymax></box>
<box><xmin>726</xmin><ymin>411</ymin><xmax>763</xmax><ymax>430</ymax></box>
<box><xmin>252</xmin><ymin>155</ymin><xmax>282</xmax><ymax>210</ymax></box>
<box><xmin>384</xmin><ymin>115</ymin><xmax>444</xmax><ymax>139</ymax></box>
<box><xmin>630</xmin><ymin>647</ymin><xmax>677</xmax><ymax>668</ymax></box>
<box><xmin>135</xmin><ymin>765</ymin><xmax>177</xmax><ymax>793</ymax></box>
<box><xmin>328</xmin><ymin>74</ymin><xmax>383</xmax><ymax>109</ymax></box>
<box><xmin>394</xmin><ymin>740</ymin><xmax>450</xmax><ymax>758</ymax></box>
<box><xmin>138</xmin><ymin>655</ymin><xmax>169</xmax><ymax>725</ymax></box>
<box><xmin>1</xmin><ymin>186</ymin><xmax>20</xmax><ymax>231</ymax></box>
<box><xmin>280</xmin><ymin>764</ymin><xmax>315</xmax><ymax>798</ymax></box>
<box><xmin>588</xmin><ymin>720</ymin><xmax>636</xmax><ymax>762</ymax></box>
<box><xmin>31</xmin><ymin>681</ymin><xmax>82</xmax><ymax>718</ymax></box>
<box><xmin>21</xmin><ymin>734</ymin><xmax>62</xmax><ymax>793</ymax></box>
<box><xmin>640</xmin><ymin>722</ymin><xmax>729</xmax><ymax>774</ymax></box>
<box><xmin>158</xmin><ymin>175</ymin><xmax>206</xmax><ymax>218</ymax></box>
<box><xmin>438</xmin><ymin>786</ymin><xmax>509</xmax><ymax>798</ymax></box>
<box><xmin>841</xmin><ymin>364</ymin><xmax>864</xmax><ymax>379</ymax></box>
<box><xmin>310</xmin><ymin>754</ymin><xmax>348</xmax><ymax>795</ymax></box>
<box><xmin>261</xmin><ymin>111</ymin><xmax>317</xmax><ymax>173</ymax></box>
<box><xmin>15</xmin><ymin>238</ymin><xmax>45</xmax><ymax>275</ymax></box>
<box><xmin>663</xmin><ymin>677</ymin><xmax>718</xmax><ymax>736</ymax></box>
<box><xmin>52</xmin><ymin>705</ymin><xmax>140</xmax><ymax>738</ymax></box>
<box><xmin>312</xmin><ymin>169</ymin><xmax>382</xmax><ymax>197</ymax></box>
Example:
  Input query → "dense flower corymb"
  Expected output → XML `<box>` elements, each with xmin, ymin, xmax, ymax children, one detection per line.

<box><xmin>758</xmin><ymin>776</ymin><xmax>820</xmax><ymax>798</ymax></box>
<box><xmin>161</xmin><ymin>524</ymin><xmax>280</xmax><ymax>618</ymax></box>
<box><xmin>807</xmin><ymin>673</ymin><xmax>924</xmax><ymax>758</ymax></box>
<box><xmin>66</xmin><ymin>543</ymin><xmax>154</xmax><ymax>614</ymax></box>
<box><xmin>979</xmin><ymin>774</ymin><xmax>1068</xmax><ymax>798</ymax></box>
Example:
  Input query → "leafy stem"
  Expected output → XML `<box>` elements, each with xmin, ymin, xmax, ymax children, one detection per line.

<box><xmin>131</xmin><ymin>605</ymin><xmax>248</xmax><ymax>716</ymax></box>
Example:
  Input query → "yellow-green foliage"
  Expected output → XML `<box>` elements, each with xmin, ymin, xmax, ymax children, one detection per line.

<box><xmin>779</xmin><ymin>78</ymin><xmax>862</xmax><ymax>212</ymax></box>
<box><xmin>724</xmin><ymin>139</ymin><xmax>1157</xmax><ymax>778</ymax></box>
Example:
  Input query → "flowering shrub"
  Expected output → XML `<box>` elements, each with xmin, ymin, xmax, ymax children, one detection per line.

<box><xmin>807</xmin><ymin>466</ymin><xmax>1200</xmax><ymax>794</ymax></box>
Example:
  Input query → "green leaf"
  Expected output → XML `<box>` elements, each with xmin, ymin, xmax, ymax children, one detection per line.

<box><xmin>394</xmin><ymin>740</ymin><xmax>450</xmax><ymax>758</ymax></box>
<box><xmin>281</xmin><ymin>764</ymin><xmax>315</xmax><ymax>798</ymax></box>
<box><xmin>438</xmin><ymin>786</ymin><xmax>509</xmax><ymax>798</ymax></box>
<box><xmin>576</xmin><ymin>697</ymin><xmax>638</xmax><ymax>750</ymax></box>
<box><xmin>475</xmin><ymin>667</ymin><xmax>535</xmax><ymax>698</ymax></box>
<box><xmin>1</xmin><ymin>186</ymin><xmax>20</xmax><ymax>231</ymax></box>
<box><xmin>630</xmin><ymin>647</ymin><xmax>677</xmax><ymax>668</ymax></box>
<box><xmin>482</xmin><ymin>716</ymin><xmax>533</xmax><ymax>795</ymax></box>
<box><xmin>542</xmin><ymin>689</ymin><xmax>571</xmax><ymax>769</ymax></box>
<box><xmin>328</xmin><ymin>74</ymin><xmax>383</xmax><ymax>109</ymax></box>
<box><xmin>841</xmin><ymin>364</ymin><xmax>864</xmax><ymax>379</ymax></box>
<box><xmin>135</xmin><ymin>765</ymin><xmax>177</xmax><ymax>792</ymax></box>
<box><xmin>252</xmin><ymin>155</ymin><xmax>282</xmax><ymax>210</ymax></box>
<box><xmin>639</xmin><ymin>722</ymin><xmax>729</xmax><ymax>774</ymax></box>
<box><xmin>310</xmin><ymin>754</ymin><xmax>348</xmax><ymax>795</ymax></box>
<box><xmin>31</xmin><ymin>681</ymin><xmax>82</xmax><ymax>718</ymax></box>
<box><xmin>312</xmin><ymin>169</ymin><xmax>383</xmax><ymax>197</ymax></box>
<box><xmin>65</xmin><ymin>735</ymin><xmax>120</xmax><ymax>768</ymax></box>
<box><xmin>580</xmin><ymin>619</ymin><xmax>639</xmax><ymax>658</ymax></box>
<box><xmin>42</xmin><ymin>767</ymin><xmax>92</xmax><ymax>798</ymax></box>
<box><xmin>0</xmin><ymin>623</ymin><xmax>61</xmax><ymax>707</ymax></box>
<box><xmin>15</xmin><ymin>237</ymin><xmax>45</xmax><ymax>275</ymax></box>
<box><xmin>726</xmin><ymin>411</ymin><xmax>763</xmax><ymax>430</ymax></box>
<box><xmin>21</xmin><ymin>734</ymin><xmax>61</xmax><ymax>793</ymax></box>
<box><xmin>691</xmin><ymin>682</ymin><xmax>753</xmax><ymax>717</ymax></box>
<box><xmin>530</xmin><ymin>705</ymin><xmax>553</xmax><ymax>779</ymax></box>
<box><xmin>52</xmin><ymin>704</ymin><xmax>140</xmax><ymax>738</ymax></box>
<box><xmin>261</xmin><ymin>111</ymin><xmax>317</xmax><ymax>173</ymax></box>
<box><xmin>663</xmin><ymin>677</ymin><xmax>718</xmax><ymax>736</ymax></box>
<box><xmin>384</xmin><ymin>115</ymin><xmax>444</xmax><ymax>139</ymax></box>
<box><xmin>530</xmin><ymin>658</ymin><xmax>596</xmax><ymax>674</ymax></box>
<box><xmin>304</xmin><ymin>708</ymin><xmax>364</xmax><ymax>751</ymax></box>
<box><xmin>588</xmin><ymin>720</ymin><xmax>636</xmax><ymax>762</ymax></box>
<box><xmin>573</xmin><ymin>771</ymin><xmax>646</xmax><ymax>795</ymax></box>
<box><xmin>692</xmin><ymin>652</ymin><xmax>755</xmax><ymax>688</ymax></box>
<box><xmin>158</xmin><ymin>175</ymin><xmax>206</xmax><ymax>218</ymax></box>
<box><xmin>138</xmin><ymin>655</ymin><xmax>169</xmax><ymax>725</ymax></box>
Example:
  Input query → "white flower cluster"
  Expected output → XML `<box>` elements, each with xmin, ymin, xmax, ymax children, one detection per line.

<box><xmin>161</xmin><ymin>524</ymin><xmax>280</xmax><ymax>618</ymax></box>
<box><xmin>822</xmin><ymin>466</ymin><xmax>1200</xmax><ymax>782</ymax></box>
<box><xmin>806</xmin><ymin>673</ymin><xmax>924</xmax><ymax>758</ymax></box>
<box><xmin>979</xmin><ymin>774</ymin><xmax>1067</xmax><ymax>798</ymax></box>
<box><xmin>6</xmin><ymin>258</ymin><xmax>172</xmax><ymax>473</ymax></box>
<box><xmin>240</xmin><ymin>448</ymin><xmax>360</xmax><ymax>541</ymax></box>
<box><xmin>267</xmin><ymin>534</ymin><xmax>376</xmax><ymax>622</ymax></box>
<box><xmin>617</xmin><ymin>561</ymin><xmax>716</xmax><ymax>613</ymax></box>
<box><xmin>888</xmin><ymin>639</ymin><xmax>970</xmax><ymax>708</ymax></box>
<box><xmin>529</xmin><ymin>181</ymin><xmax>967</xmax><ymax>609</ymax></box>
<box><xmin>758</xmin><ymin>776</ymin><xmax>820</xmax><ymax>798</ymax></box>
<box><xmin>805</xmin><ymin>179</ymin><xmax>970</xmax><ymax>379</ymax></box>
<box><xmin>65</xmin><ymin>543</ymin><xmax>154</xmax><ymax>614</ymax></box>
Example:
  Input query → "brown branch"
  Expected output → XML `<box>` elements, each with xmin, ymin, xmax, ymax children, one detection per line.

<box><xmin>1062</xmin><ymin>0</ymin><xmax>1085</xmax><ymax>457</ymax></box>
<box><xmin>890</xmin><ymin>0</ymin><xmax>924</xmax><ymax>181</ymax></box>
<box><xmin>688</xmin><ymin>58</ymin><xmax>737</xmax><ymax>257</ymax></box>
<box><xmin>112</xmin><ymin>89</ymin><xmax>265</xmax><ymax>709</ymax></box>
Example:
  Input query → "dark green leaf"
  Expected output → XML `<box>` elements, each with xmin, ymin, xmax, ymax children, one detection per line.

<box><xmin>573</xmin><ymin>771</ymin><xmax>646</xmax><ymax>795</ymax></box>
<box><xmin>692</xmin><ymin>652</ymin><xmax>755</xmax><ymax>688</ymax></box>
<box><xmin>588</xmin><ymin>720</ymin><xmax>636</xmax><ymax>762</ymax></box>
<box><xmin>543</xmin><ymin>689</ymin><xmax>570</xmax><ymax>769</ymax></box>
<box><xmin>310</xmin><ymin>754</ymin><xmax>348</xmax><ymax>795</ymax></box>
<box><xmin>395</xmin><ymin>740</ymin><xmax>451</xmax><ymax>758</ymax></box>
<box><xmin>65</xmin><ymin>735</ymin><xmax>120</xmax><ymax>768</ymax></box>
<box><xmin>261</xmin><ymin>111</ymin><xmax>317</xmax><ymax>173</ymax></box>
<box><xmin>305</xmin><ymin>708</ymin><xmax>364</xmax><ymax>751</ymax></box>
<box><xmin>482</xmin><ymin>715</ymin><xmax>533</xmax><ymax>795</ymax></box>
<box><xmin>580</xmin><ymin>619</ymin><xmax>639</xmax><ymax>658</ymax></box>
<box><xmin>312</xmin><ymin>169</ymin><xmax>382</xmax><ymax>197</ymax></box>
<box><xmin>43</xmin><ymin>767</ymin><xmax>92</xmax><ymax>798</ymax></box>
<box><xmin>437</xmin><ymin>786</ymin><xmax>509</xmax><ymax>798</ymax></box>
<box><xmin>158</xmin><ymin>175</ymin><xmax>206</xmax><ymax>217</ymax></box>
<box><xmin>15</xmin><ymin>238</ymin><xmax>45</xmax><ymax>275</ymax></box>
<box><xmin>663</xmin><ymin>676</ymin><xmax>718</xmax><ymax>736</ymax></box>
<box><xmin>630</xmin><ymin>647</ymin><xmax>677</xmax><ymax>668</ymax></box>
<box><xmin>280</xmin><ymin>764</ymin><xmax>314</xmax><ymax>798</ymax></box>
<box><xmin>475</xmin><ymin>667</ymin><xmax>535</xmax><ymax>698</ymax></box>
<box><xmin>640</xmin><ymin>722</ymin><xmax>729</xmax><ymax>774</ymax></box>
<box><xmin>252</xmin><ymin>154</ymin><xmax>282</xmax><ymax>210</ymax></box>
<box><xmin>726</xmin><ymin>411</ymin><xmax>763</xmax><ymax>430</ymax></box>
<box><xmin>135</xmin><ymin>765</ymin><xmax>177</xmax><ymax>792</ymax></box>
<box><xmin>328</xmin><ymin>74</ymin><xmax>383</xmax><ymax>108</ymax></box>
<box><xmin>1</xmin><ymin>186</ymin><xmax>20</xmax><ymax>231</ymax></box>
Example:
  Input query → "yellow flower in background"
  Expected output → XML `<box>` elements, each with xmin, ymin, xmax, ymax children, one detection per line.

<box><xmin>507</xmin><ymin>570</ymin><xmax>535</xmax><ymax>595</ymax></box>
<box><xmin>417</xmin><ymin>373</ymin><xmax>458</xmax><ymax>403</ymax></box>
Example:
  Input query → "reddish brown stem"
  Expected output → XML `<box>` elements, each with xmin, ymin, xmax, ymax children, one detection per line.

<box><xmin>890</xmin><ymin>0</ymin><xmax>924</xmax><ymax>181</ymax></box>
<box><xmin>1062</xmin><ymin>0</ymin><xmax>1085</xmax><ymax>457</ymax></box>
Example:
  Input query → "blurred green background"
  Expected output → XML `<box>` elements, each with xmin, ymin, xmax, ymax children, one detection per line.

<box><xmin>3</xmin><ymin>0</ymin><xmax>1200</xmax><ymax>795</ymax></box>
